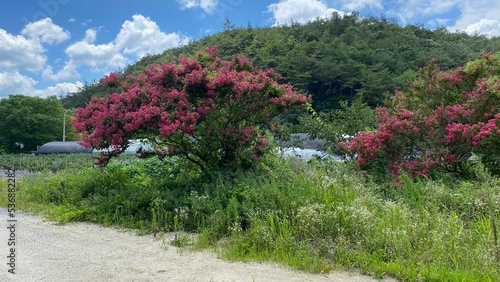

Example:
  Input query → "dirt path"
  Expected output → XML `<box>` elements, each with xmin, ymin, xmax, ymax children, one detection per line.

<box><xmin>0</xmin><ymin>210</ymin><xmax>396</xmax><ymax>282</ymax></box>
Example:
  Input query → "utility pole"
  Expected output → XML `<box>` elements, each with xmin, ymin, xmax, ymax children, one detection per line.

<box><xmin>63</xmin><ymin>111</ymin><xmax>66</xmax><ymax>142</ymax></box>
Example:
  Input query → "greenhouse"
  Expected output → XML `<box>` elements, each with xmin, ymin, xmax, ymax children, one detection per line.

<box><xmin>34</xmin><ymin>141</ymin><xmax>93</xmax><ymax>155</ymax></box>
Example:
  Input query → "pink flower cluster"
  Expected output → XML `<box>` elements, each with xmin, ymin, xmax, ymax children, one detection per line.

<box><xmin>341</xmin><ymin>53</ymin><xmax>500</xmax><ymax>178</ymax></box>
<box><xmin>102</xmin><ymin>72</ymin><xmax>120</xmax><ymax>87</ymax></box>
<box><xmin>72</xmin><ymin>46</ymin><xmax>309</xmax><ymax>169</ymax></box>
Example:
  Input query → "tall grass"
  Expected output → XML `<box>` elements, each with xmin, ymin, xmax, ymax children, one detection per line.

<box><xmin>0</xmin><ymin>154</ymin><xmax>499</xmax><ymax>281</ymax></box>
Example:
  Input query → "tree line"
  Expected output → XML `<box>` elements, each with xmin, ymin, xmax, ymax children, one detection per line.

<box><xmin>0</xmin><ymin>95</ymin><xmax>78</xmax><ymax>153</ymax></box>
<box><xmin>5</xmin><ymin>12</ymin><xmax>500</xmax><ymax>154</ymax></box>
<box><xmin>62</xmin><ymin>13</ymin><xmax>500</xmax><ymax>111</ymax></box>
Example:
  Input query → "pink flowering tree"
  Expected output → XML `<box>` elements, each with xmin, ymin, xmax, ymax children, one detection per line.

<box><xmin>72</xmin><ymin>46</ymin><xmax>309</xmax><ymax>170</ymax></box>
<box><xmin>340</xmin><ymin>52</ymin><xmax>500</xmax><ymax>178</ymax></box>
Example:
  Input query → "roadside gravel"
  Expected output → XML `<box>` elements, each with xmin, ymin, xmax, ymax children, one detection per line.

<box><xmin>1</xmin><ymin>210</ymin><xmax>397</xmax><ymax>282</ymax></box>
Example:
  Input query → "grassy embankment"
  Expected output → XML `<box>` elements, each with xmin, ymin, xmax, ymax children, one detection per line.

<box><xmin>0</xmin><ymin>153</ymin><xmax>499</xmax><ymax>281</ymax></box>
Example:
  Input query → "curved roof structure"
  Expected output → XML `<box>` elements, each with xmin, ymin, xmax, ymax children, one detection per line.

<box><xmin>34</xmin><ymin>141</ymin><xmax>93</xmax><ymax>155</ymax></box>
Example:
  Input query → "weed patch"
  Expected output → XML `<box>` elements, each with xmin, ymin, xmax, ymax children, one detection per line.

<box><xmin>1</xmin><ymin>155</ymin><xmax>499</xmax><ymax>281</ymax></box>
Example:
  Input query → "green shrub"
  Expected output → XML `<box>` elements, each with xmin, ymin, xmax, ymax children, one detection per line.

<box><xmin>2</xmin><ymin>153</ymin><xmax>499</xmax><ymax>281</ymax></box>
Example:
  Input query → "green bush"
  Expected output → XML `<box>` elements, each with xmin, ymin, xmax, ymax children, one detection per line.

<box><xmin>2</xmin><ymin>153</ymin><xmax>499</xmax><ymax>281</ymax></box>
<box><xmin>299</xmin><ymin>96</ymin><xmax>376</xmax><ymax>152</ymax></box>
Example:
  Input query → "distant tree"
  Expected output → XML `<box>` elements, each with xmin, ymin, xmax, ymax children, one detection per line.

<box><xmin>62</xmin><ymin>14</ymin><xmax>500</xmax><ymax>112</ymax></box>
<box><xmin>223</xmin><ymin>18</ymin><xmax>236</xmax><ymax>32</ymax></box>
<box><xmin>61</xmin><ymin>81</ymin><xmax>118</xmax><ymax>109</ymax></box>
<box><xmin>0</xmin><ymin>95</ymin><xmax>66</xmax><ymax>153</ymax></box>
<box><xmin>300</xmin><ymin>95</ymin><xmax>375</xmax><ymax>152</ymax></box>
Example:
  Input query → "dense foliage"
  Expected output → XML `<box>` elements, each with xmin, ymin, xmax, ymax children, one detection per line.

<box><xmin>72</xmin><ymin>47</ymin><xmax>308</xmax><ymax>170</ymax></box>
<box><xmin>0</xmin><ymin>95</ymin><xmax>77</xmax><ymax>153</ymax></box>
<box><xmin>299</xmin><ymin>95</ymin><xmax>376</xmax><ymax>152</ymax></box>
<box><xmin>3</xmin><ymin>155</ymin><xmax>499</xmax><ymax>281</ymax></box>
<box><xmin>5</xmin><ymin>12</ymin><xmax>500</xmax><ymax>282</ymax></box>
<box><xmin>341</xmin><ymin>53</ymin><xmax>500</xmax><ymax>178</ymax></box>
<box><xmin>62</xmin><ymin>13</ymin><xmax>500</xmax><ymax>111</ymax></box>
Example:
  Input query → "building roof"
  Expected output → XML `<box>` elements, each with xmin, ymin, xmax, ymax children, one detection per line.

<box><xmin>34</xmin><ymin>141</ymin><xmax>93</xmax><ymax>155</ymax></box>
<box><xmin>276</xmin><ymin>133</ymin><xmax>326</xmax><ymax>149</ymax></box>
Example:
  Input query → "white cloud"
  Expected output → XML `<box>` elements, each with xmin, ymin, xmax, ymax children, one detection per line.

<box><xmin>416</xmin><ymin>0</ymin><xmax>458</xmax><ymax>16</ymax></box>
<box><xmin>0</xmin><ymin>72</ymin><xmax>38</xmax><ymax>98</ymax></box>
<box><xmin>201</xmin><ymin>27</ymin><xmax>212</xmax><ymax>35</ymax></box>
<box><xmin>51</xmin><ymin>14</ymin><xmax>189</xmax><ymax>81</ymax></box>
<box><xmin>390</xmin><ymin>0</ymin><xmax>500</xmax><ymax>37</ymax></box>
<box><xmin>42</xmin><ymin>64</ymin><xmax>78</xmax><ymax>81</ymax></box>
<box><xmin>177</xmin><ymin>0</ymin><xmax>218</xmax><ymax>13</ymax></box>
<box><xmin>178</xmin><ymin>0</ymin><xmax>197</xmax><ymax>9</ymax></box>
<box><xmin>448</xmin><ymin>0</ymin><xmax>500</xmax><ymax>37</ymax></box>
<box><xmin>65</xmin><ymin>40</ymin><xmax>127</xmax><ymax>70</ymax></box>
<box><xmin>462</xmin><ymin>19</ymin><xmax>500</xmax><ymax>37</ymax></box>
<box><xmin>34</xmin><ymin>81</ymin><xmax>85</xmax><ymax>98</ymax></box>
<box><xmin>83</xmin><ymin>28</ymin><xmax>97</xmax><ymax>43</ymax></box>
<box><xmin>0</xmin><ymin>71</ymin><xmax>85</xmax><ymax>99</ymax></box>
<box><xmin>0</xmin><ymin>72</ymin><xmax>84</xmax><ymax>99</ymax></box>
<box><xmin>2</xmin><ymin>14</ymin><xmax>192</xmax><ymax>98</ymax></box>
<box><xmin>81</xmin><ymin>19</ymin><xmax>92</xmax><ymax>27</ymax></box>
<box><xmin>427</xmin><ymin>18</ymin><xmax>452</xmax><ymax>27</ymax></box>
<box><xmin>115</xmin><ymin>14</ymin><xmax>190</xmax><ymax>57</ymax></box>
<box><xmin>0</xmin><ymin>29</ymin><xmax>46</xmax><ymax>72</ymax></box>
<box><xmin>21</xmin><ymin>18</ymin><xmax>70</xmax><ymax>45</ymax></box>
<box><xmin>393</xmin><ymin>0</ymin><xmax>459</xmax><ymax>25</ymax></box>
<box><xmin>342</xmin><ymin>0</ymin><xmax>383</xmax><ymax>10</ymax></box>
<box><xmin>200</xmin><ymin>0</ymin><xmax>218</xmax><ymax>13</ymax></box>
<box><xmin>267</xmin><ymin>0</ymin><xmax>343</xmax><ymax>25</ymax></box>
<box><xmin>0</xmin><ymin>18</ymin><xmax>71</xmax><ymax>76</ymax></box>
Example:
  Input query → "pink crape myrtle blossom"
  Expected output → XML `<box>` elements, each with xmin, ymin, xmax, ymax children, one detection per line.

<box><xmin>341</xmin><ymin>53</ymin><xmax>500</xmax><ymax>178</ymax></box>
<box><xmin>72</xmin><ymin>46</ymin><xmax>309</xmax><ymax>169</ymax></box>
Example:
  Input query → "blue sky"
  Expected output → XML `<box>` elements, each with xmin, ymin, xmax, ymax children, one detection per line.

<box><xmin>1</xmin><ymin>0</ymin><xmax>499</xmax><ymax>100</ymax></box>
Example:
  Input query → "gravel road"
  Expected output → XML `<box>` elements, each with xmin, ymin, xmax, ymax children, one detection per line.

<box><xmin>0</xmin><ymin>210</ymin><xmax>396</xmax><ymax>282</ymax></box>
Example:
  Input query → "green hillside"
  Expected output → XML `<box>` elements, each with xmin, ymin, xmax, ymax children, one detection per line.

<box><xmin>61</xmin><ymin>13</ymin><xmax>500</xmax><ymax>111</ymax></box>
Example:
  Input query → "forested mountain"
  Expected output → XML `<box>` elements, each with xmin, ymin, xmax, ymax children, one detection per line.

<box><xmin>61</xmin><ymin>13</ymin><xmax>500</xmax><ymax>111</ymax></box>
